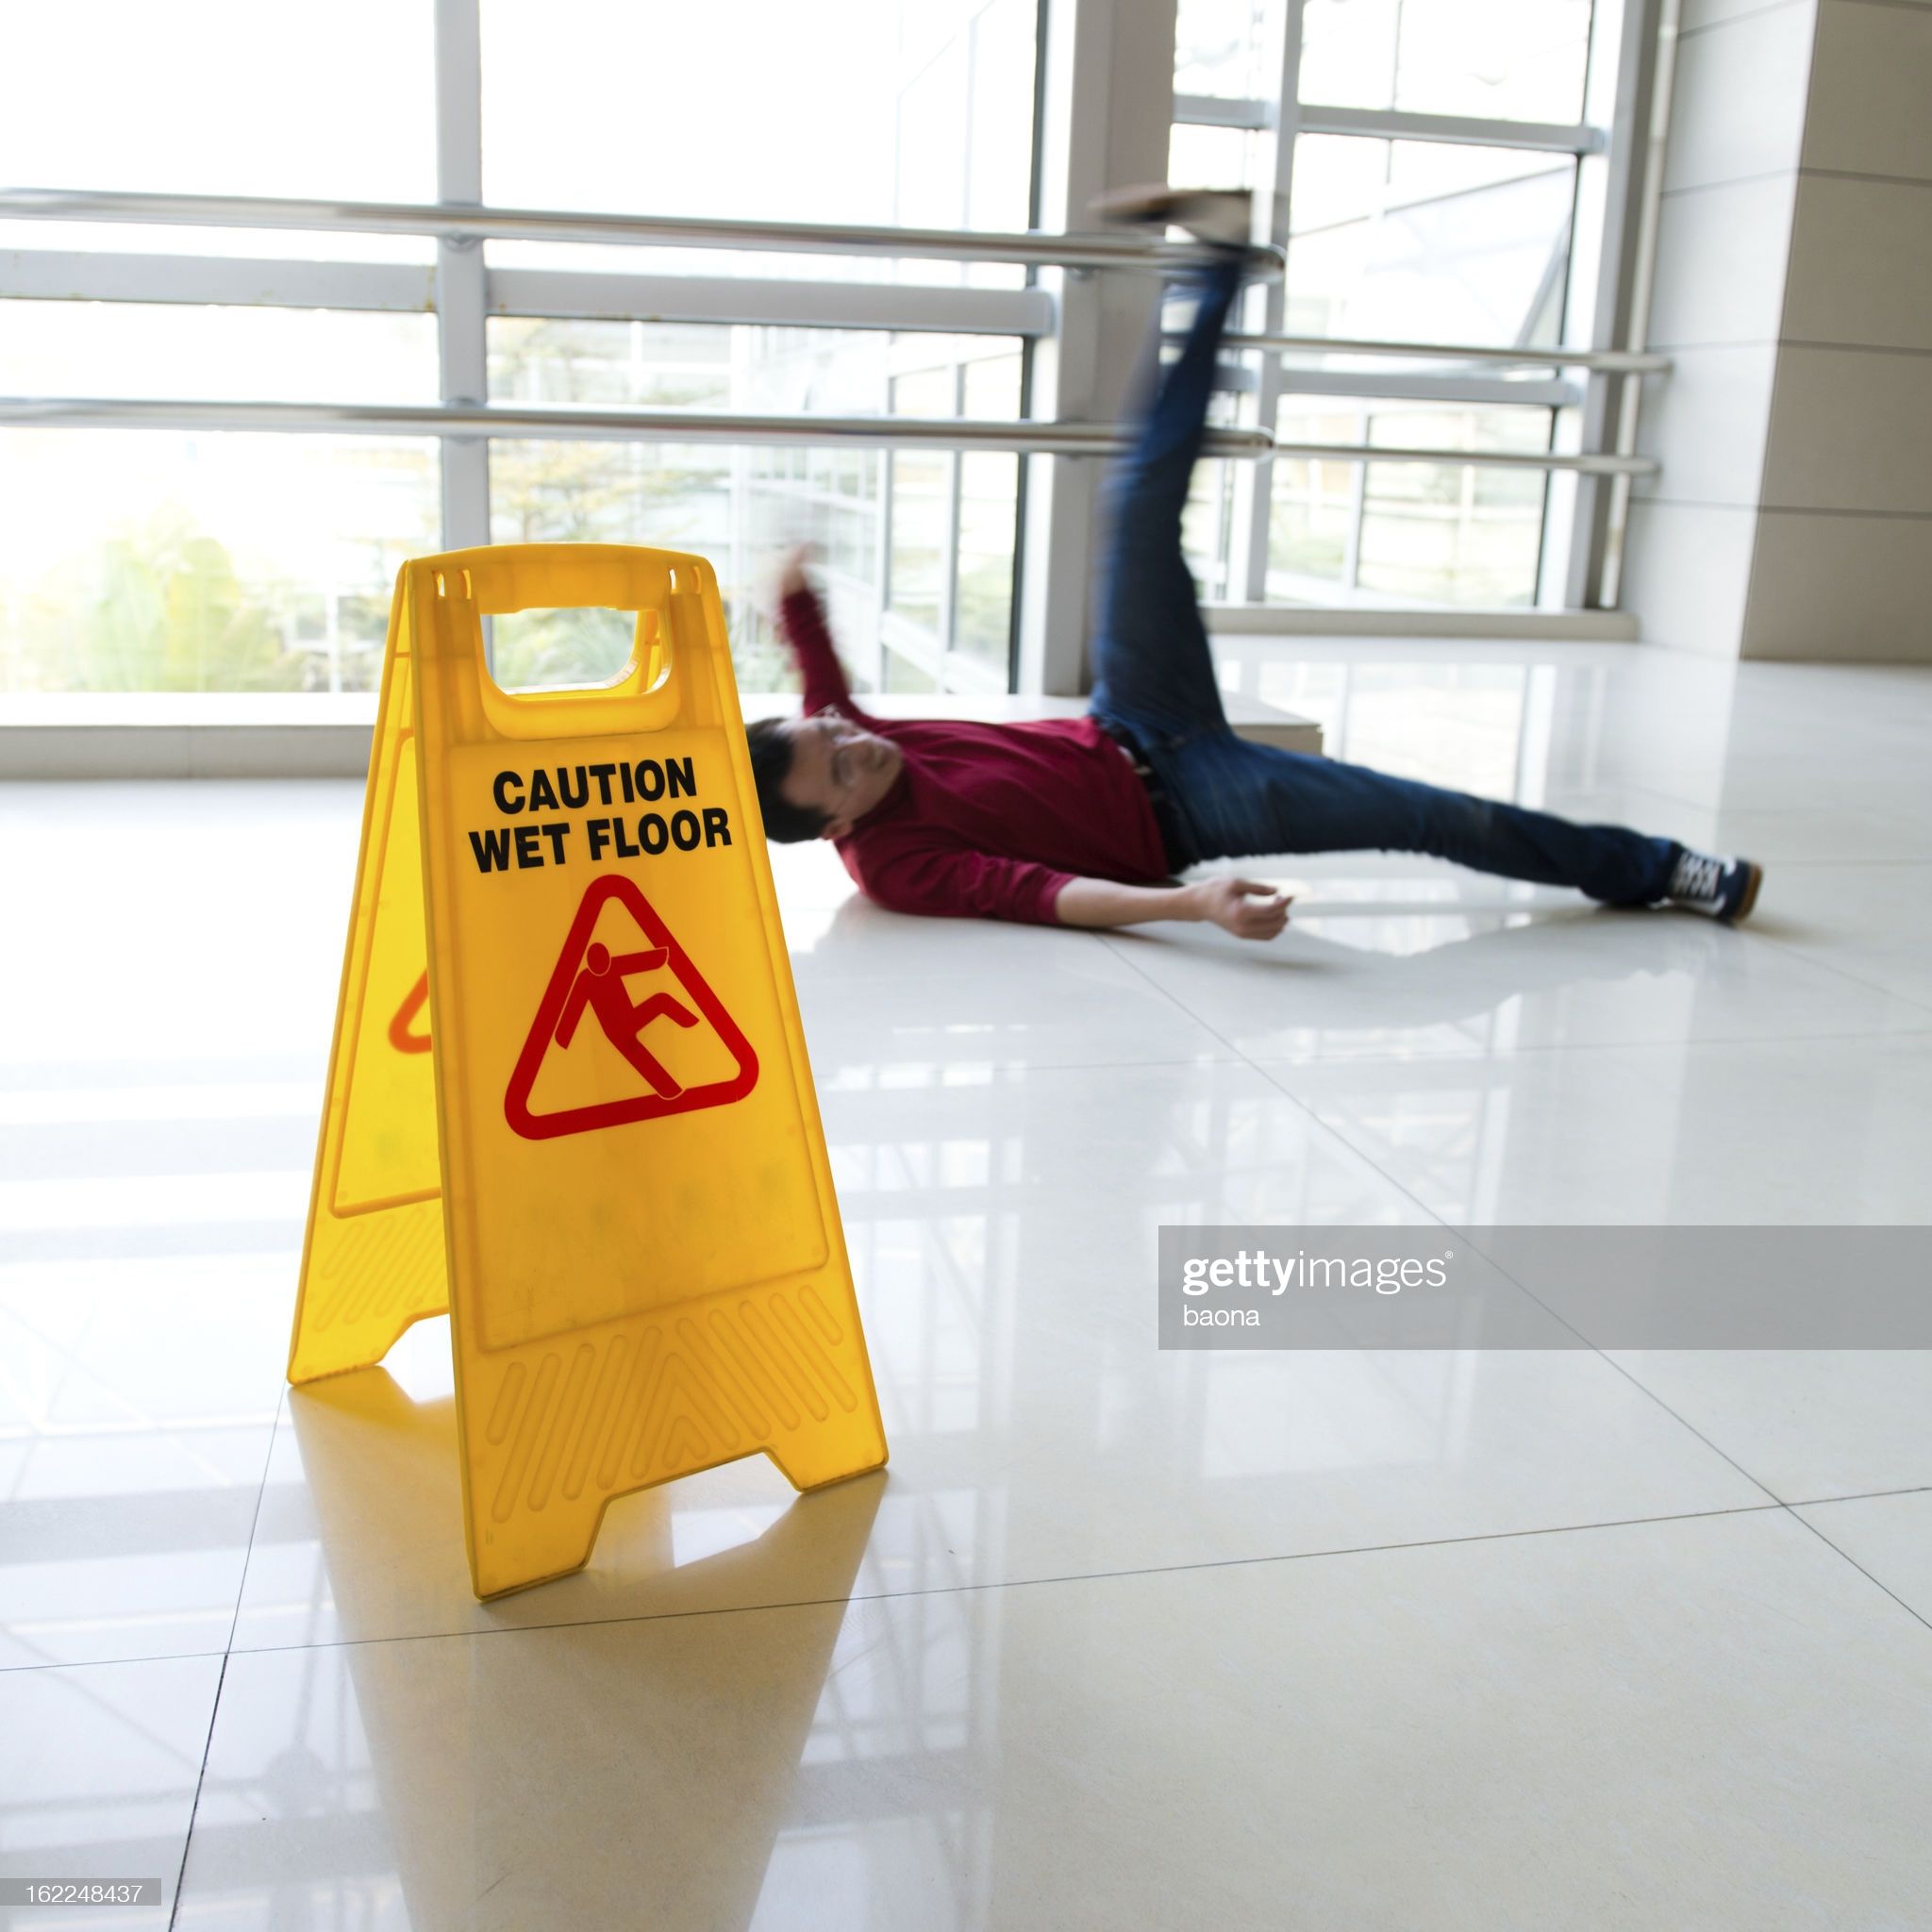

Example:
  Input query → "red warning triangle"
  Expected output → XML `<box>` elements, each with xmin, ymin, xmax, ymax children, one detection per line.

<box><xmin>504</xmin><ymin>874</ymin><xmax>758</xmax><ymax>1142</ymax></box>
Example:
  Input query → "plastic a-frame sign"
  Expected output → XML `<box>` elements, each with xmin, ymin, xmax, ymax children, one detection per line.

<box><xmin>289</xmin><ymin>545</ymin><xmax>888</xmax><ymax>1599</ymax></box>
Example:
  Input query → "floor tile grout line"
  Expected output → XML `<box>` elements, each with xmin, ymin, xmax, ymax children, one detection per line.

<box><xmin>149</xmin><ymin>1496</ymin><xmax>1819</xmax><ymax>1664</ymax></box>
<box><xmin>1239</xmin><ymin>1050</ymin><xmax>1512</xmax><ymax>1229</ymax></box>
<box><xmin>1085</xmin><ymin>934</ymin><xmax>1806</xmax><ymax>1514</ymax></box>
<box><xmin>0</xmin><ymin>1648</ymin><xmax>233</xmax><ymax>1677</ymax></box>
<box><xmin>1189</xmin><ymin>992</ymin><xmax>1824</xmax><ymax>1519</ymax></box>
<box><xmin>1303</xmin><ymin>1154</ymin><xmax>1807</xmax><ymax>1507</ymax></box>
<box><xmin>166</xmin><ymin>1650</ymin><xmax>226</xmax><ymax>1932</ymax></box>
<box><xmin>1091</xmin><ymin>929</ymin><xmax>1510</xmax><ymax>1301</ymax></box>
<box><xmin>1433</xmin><ymin>1239</ymin><xmax>1932</xmax><ymax>1631</ymax></box>
<box><xmin>1782</xmin><ymin>1481</ymin><xmax>1932</xmax><ymax>1511</ymax></box>
<box><xmin>164</xmin><ymin>1383</ymin><xmax>282</xmax><ymax>1932</ymax></box>
<box><xmin>1732</xmin><ymin>924</ymin><xmax>1932</xmax><ymax>1017</ymax></box>
<box><xmin>821</xmin><ymin>1049</ymin><xmax>1250</xmax><ymax>1080</ymax></box>
<box><xmin>6</xmin><ymin>1483</ymin><xmax>1925</xmax><ymax>1679</ymax></box>
<box><xmin>23</xmin><ymin>924</ymin><xmax>1917</xmax><ymax>1107</ymax></box>
<box><xmin>1241</xmin><ymin>1023</ymin><xmax>1932</xmax><ymax>1074</ymax></box>
<box><xmin>1527</xmin><ymin>1321</ymin><xmax>1789</xmax><ymax>1507</ymax></box>
<box><xmin>221</xmin><ymin>1384</ymin><xmax>286</xmax><ymax>1656</ymax></box>
<box><xmin>1094</xmin><ymin>929</ymin><xmax>1260</xmax><ymax>1071</ymax></box>
<box><xmin>1267</xmin><ymin>1067</ymin><xmax>1803</xmax><ymax>1507</ymax></box>
<box><xmin>13</xmin><ymin>1005</ymin><xmax>1929</xmax><ymax>1157</ymax></box>
<box><xmin>1781</xmin><ymin>1507</ymin><xmax>1932</xmax><ymax>1636</ymax></box>
<box><xmin>1096</xmin><ymin>926</ymin><xmax>1481</xmax><ymax>1236</ymax></box>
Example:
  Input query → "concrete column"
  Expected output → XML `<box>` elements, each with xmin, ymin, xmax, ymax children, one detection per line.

<box><xmin>433</xmin><ymin>0</ymin><xmax>491</xmax><ymax>556</ymax></box>
<box><xmin>1016</xmin><ymin>0</ymin><xmax>1178</xmax><ymax>695</ymax></box>
<box><xmin>1624</xmin><ymin>0</ymin><xmax>1932</xmax><ymax>662</ymax></box>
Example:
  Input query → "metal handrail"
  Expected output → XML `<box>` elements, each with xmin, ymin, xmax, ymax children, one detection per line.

<box><xmin>0</xmin><ymin>187</ymin><xmax>1205</xmax><ymax>273</ymax></box>
<box><xmin>0</xmin><ymin>396</ymin><xmax>1659</xmax><ymax>474</ymax></box>
<box><xmin>0</xmin><ymin>396</ymin><xmax>1275</xmax><ymax>458</ymax></box>
<box><xmin>2</xmin><ymin>189</ymin><xmax>1671</xmax><ymax>377</ymax></box>
<box><xmin>1271</xmin><ymin>440</ymin><xmax>1653</xmax><ymax>476</ymax></box>
<box><xmin>1221</xmin><ymin>330</ymin><xmax>1672</xmax><ymax>376</ymax></box>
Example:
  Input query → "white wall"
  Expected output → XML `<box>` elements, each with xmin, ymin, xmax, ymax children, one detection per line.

<box><xmin>1624</xmin><ymin>0</ymin><xmax>1932</xmax><ymax>662</ymax></box>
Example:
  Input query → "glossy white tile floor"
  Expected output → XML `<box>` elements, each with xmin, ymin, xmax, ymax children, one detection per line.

<box><xmin>4</xmin><ymin>642</ymin><xmax>1930</xmax><ymax>1930</ymax></box>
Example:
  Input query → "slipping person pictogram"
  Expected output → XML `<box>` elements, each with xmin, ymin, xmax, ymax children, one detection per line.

<box><xmin>555</xmin><ymin>941</ymin><xmax>700</xmax><ymax>1099</ymax></box>
<box><xmin>504</xmin><ymin>874</ymin><xmax>758</xmax><ymax>1141</ymax></box>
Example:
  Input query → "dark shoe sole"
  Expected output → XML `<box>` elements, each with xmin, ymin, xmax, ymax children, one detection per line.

<box><xmin>1720</xmin><ymin>861</ymin><xmax>1763</xmax><ymax>924</ymax></box>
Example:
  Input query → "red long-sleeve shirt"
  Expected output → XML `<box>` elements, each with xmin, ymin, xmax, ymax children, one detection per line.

<box><xmin>777</xmin><ymin>589</ymin><xmax>1171</xmax><ymax>924</ymax></box>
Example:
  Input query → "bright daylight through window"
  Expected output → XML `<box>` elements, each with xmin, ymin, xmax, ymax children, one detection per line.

<box><xmin>1</xmin><ymin>0</ymin><xmax>1644</xmax><ymax>699</ymax></box>
<box><xmin>1174</xmin><ymin>0</ymin><xmax>1609</xmax><ymax>611</ymax></box>
<box><xmin>0</xmin><ymin>0</ymin><xmax>1036</xmax><ymax>698</ymax></box>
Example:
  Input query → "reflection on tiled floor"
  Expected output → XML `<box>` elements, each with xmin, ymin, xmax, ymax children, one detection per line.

<box><xmin>4</xmin><ymin>643</ymin><xmax>1930</xmax><ymax>1928</ymax></box>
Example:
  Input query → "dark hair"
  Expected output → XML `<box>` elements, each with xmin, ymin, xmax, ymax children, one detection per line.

<box><xmin>746</xmin><ymin>716</ymin><xmax>832</xmax><ymax>843</ymax></box>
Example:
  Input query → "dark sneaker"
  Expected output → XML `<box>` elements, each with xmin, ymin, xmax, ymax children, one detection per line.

<box><xmin>1091</xmin><ymin>185</ymin><xmax>1284</xmax><ymax>278</ymax></box>
<box><xmin>1666</xmin><ymin>848</ymin><xmax>1763</xmax><ymax>923</ymax></box>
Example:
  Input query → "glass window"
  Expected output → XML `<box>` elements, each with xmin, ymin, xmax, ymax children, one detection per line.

<box><xmin>961</xmin><ymin>0</ymin><xmax>1039</xmax><ymax>231</ymax></box>
<box><xmin>882</xmin><ymin>646</ymin><xmax>939</xmax><ymax>693</ymax></box>
<box><xmin>1181</xmin><ymin>460</ymin><xmax>1234</xmax><ymax>604</ymax></box>
<box><xmin>483</xmin><ymin>320</ymin><xmax>1020</xmax><ymax>691</ymax></box>
<box><xmin>1174</xmin><ymin>366</ymin><xmax>1246</xmax><ymax>601</ymax></box>
<box><xmin>1299</xmin><ymin>0</ymin><xmax>1595</xmax><ymax>126</ymax></box>
<box><xmin>0</xmin><ymin>1</ymin><xmax>436</xmax><ymax>203</ymax></box>
<box><xmin>490</xmin><ymin>319</ymin><xmax>736</xmax><ymax>409</ymax></box>
<box><xmin>1268</xmin><ymin>401</ymin><xmax>1552</xmax><ymax>608</ymax></box>
<box><xmin>1168</xmin><ymin>124</ymin><xmax>1260</xmax><ymax>193</ymax></box>
<box><xmin>1178</xmin><ymin>0</ymin><xmax>1594</xmax><ymax>128</ymax></box>
<box><xmin>1268</xmin><ymin>406</ymin><xmax>1362</xmax><ymax>593</ymax></box>
<box><xmin>1287</xmin><ymin>139</ymin><xmax>1575</xmax><ymax>349</ymax></box>
<box><xmin>489</xmin><ymin>425</ymin><xmax>739</xmax><ymax>693</ymax></box>
<box><xmin>1357</xmin><ymin>405</ymin><xmax>1550</xmax><ymax>606</ymax></box>
<box><xmin>886</xmin><ymin>367</ymin><xmax>955</xmax><ymax>637</ymax></box>
<box><xmin>490</xmin><ymin>436</ymin><xmax>731</xmax><ymax>553</ymax></box>
<box><xmin>481</xmin><ymin>0</ymin><xmax>899</xmax><ymax>222</ymax></box>
<box><xmin>1170</xmin><ymin>0</ymin><xmax>1624</xmax><ymax>612</ymax></box>
<box><xmin>0</xmin><ymin>0</ymin><xmax>437</xmax><ymax>260</ymax></box>
<box><xmin>6</xmin><ymin>3</ymin><xmax>1041</xmax><ymax>696</ymax></box>
<box><xmin>480</xmin><ymin>0</ymin><xmax>1036</xmax><ymax>289</ymax></box>
<box><xmin>0</xmin><ymin>303</ymin><xmax>439</xmax><ymax>406</ymax></box>
<box><xmin>489</xmin><ymin>429</ymin><xmax>887</xmax><ymax>693</ymax></box>
<box><xmin>953</xmin><ymin>355</ymin><xmax>1022</xmax><ymax>678</ymax></box>
<box><xmin>1174</xmin><ymin>0</ymin><xmax>1274</xmax><ymax>98</ymax></box>
<box><xmin>0</xmin><ymin>432</ymin><xmax>440</xmax><ymax>693</ymax></box>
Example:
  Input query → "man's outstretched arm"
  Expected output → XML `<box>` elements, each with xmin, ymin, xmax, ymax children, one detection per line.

<box><xmin>864</xmin><ymin>846</ymin><xmax>1291</xmax><ymax>941</ymax></box>
<box><xmin>774</xmin><ymin>551</ymin><xmax>868</xmax><ymax>720</ymax></box>
<box><xmin>1056</xmin><ymin>874</ymin><xmax>1291</xmax><ymax>941</ymax></box>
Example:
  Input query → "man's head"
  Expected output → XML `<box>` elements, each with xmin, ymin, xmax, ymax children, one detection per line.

<box><xmin>747</xmin><ymin>709</ymin><xmax>904</xmax><ymax>843</ymax></box>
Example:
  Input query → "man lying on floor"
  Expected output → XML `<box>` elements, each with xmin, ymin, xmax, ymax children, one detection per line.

<box><xmin>746</xmin><ymin>189</ymin><xmax>1763</xmax><ymax>942</ymax></box>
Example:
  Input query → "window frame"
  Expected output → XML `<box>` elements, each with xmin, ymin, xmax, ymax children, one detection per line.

<box><xmin>1173</xmin><ymin>0</ymin><xmax>1663</xmax><ymax>613</ymax></box>
<box><xmin>0</xmin><ymin>0</ymin><xmax>1046</xmax><ymax>698</ymax></box>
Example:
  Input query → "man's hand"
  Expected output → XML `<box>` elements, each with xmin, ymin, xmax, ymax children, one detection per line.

<box><xmin>1191</xmin><ymin>875</ymin><xmax>1292</xmax><ymax>941</ymax></box>
<box><xmin>771</xmin><ymin>543</ymin><xmax>814</xmax><ymax>610</ymax></box>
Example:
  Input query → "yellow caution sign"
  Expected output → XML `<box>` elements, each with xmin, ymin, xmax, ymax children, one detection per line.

<box><xmin>290</xmin><ymin>545</ymin><xmax>888</xmax><ymax>1598</ymax></box>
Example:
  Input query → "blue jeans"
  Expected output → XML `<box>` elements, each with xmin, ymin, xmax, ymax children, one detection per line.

<box><xmin>1087</xmin><ymin>257</ymin><xmax>1679</xmax><ymax>908</ymax></box>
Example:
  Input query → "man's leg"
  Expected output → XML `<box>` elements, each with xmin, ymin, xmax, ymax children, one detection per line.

<box><xmin>1168</xmin><ymin>734</ymin><xmax>1679</xmax><ymax>906</ymax></box>
<box><xmin>1087</xmin><ymin>253</ymin><xmax>1246</xmax><ymax>744</ymax></box>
